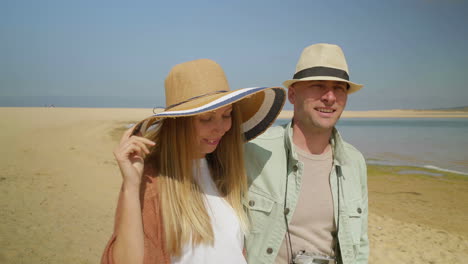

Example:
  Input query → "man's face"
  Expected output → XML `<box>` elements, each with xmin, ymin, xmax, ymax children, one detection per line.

<box><xmin>288</xmin><ymin>80</ymin><xmax>348</xmax><ymax>132</ymax></box>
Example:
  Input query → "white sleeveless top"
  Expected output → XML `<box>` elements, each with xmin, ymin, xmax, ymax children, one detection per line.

<box><xmin>171</xmin><ymin>158</ymin><xmax>246</xmax><ymax>264</ymax></box>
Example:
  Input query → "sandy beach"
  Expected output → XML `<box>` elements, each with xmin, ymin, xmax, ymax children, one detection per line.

<box><xmin>1</xmin><ymin>107</ymin><xmax>467</xmax><ymax>264</ymax></box>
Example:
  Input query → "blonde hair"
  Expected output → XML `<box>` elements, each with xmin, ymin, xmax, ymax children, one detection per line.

<box><xmin>146</xmin><ymin>103</ymin><xmax>248</xmax><ymax>256</ymax></box>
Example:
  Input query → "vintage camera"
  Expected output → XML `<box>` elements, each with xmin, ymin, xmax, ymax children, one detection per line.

<box><xmin>292</xmin><ymin>250</ymin><xmax>335</xmax><ymax>264</ymax></box>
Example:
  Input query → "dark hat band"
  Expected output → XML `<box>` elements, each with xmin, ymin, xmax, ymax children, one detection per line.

<box><xmin>165</xmin><ymin>90</ymin><xmax>228</xmax><ymax>110</ymax></box>
<box><xmin>293</xmin><ymin>66</ymin><xmax>349</xmax><ymax>81</ymax></box>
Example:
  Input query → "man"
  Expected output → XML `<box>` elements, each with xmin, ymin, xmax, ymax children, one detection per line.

<box><xmin>244</xmin><ymin>43</ymin><xmax>369</xmax><ymax>264</ymax></box>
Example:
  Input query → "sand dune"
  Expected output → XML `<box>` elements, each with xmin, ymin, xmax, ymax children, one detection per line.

<box><xmin>1</xmin><ymin>107</ymin><xmax>467</xmax><ymax>263</ymax></box>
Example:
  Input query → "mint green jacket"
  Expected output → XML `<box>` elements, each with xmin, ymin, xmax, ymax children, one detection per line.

<box><xmin>244</xmin><ymin>122</ymin><xmax>369</xmax><ymax>264</ymax></box>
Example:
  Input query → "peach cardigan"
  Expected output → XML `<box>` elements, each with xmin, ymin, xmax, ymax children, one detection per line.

<box><xmin>101</xmin><ymin>170</ymin><xmax>171</xmax><ymax>264</ymax></box>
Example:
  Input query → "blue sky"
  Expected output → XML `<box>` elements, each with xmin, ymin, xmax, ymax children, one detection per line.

<box><xmin>1</xmin><ymin>0</ymin><xmax>467</xmax><ymax>110</ymax></box>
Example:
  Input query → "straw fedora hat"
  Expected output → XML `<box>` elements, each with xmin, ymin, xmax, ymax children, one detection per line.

<box><xmin>283</xmin><ymin>43</ymin><xmax>363</xmax><ymax>93</ymax></box>
<box><xmin>132</xmin><ymin>59</ymin><xmax>286</xmax><ymax>141</ymax></box>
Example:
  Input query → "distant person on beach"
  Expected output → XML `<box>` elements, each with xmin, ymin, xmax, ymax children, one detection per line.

<box><xmin>244</xmin><ymin>43</ymin><xmax>369</xmax><ymax>264</ymax></box>
<box><xmin>101</xmin><ymin>59</ymin><xmax>285</xmax><ymax>264</ymax></box>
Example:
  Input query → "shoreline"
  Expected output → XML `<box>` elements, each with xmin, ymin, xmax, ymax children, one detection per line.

<box><xmin>366</xmin><ymin>160</ymin><xmax>468</xmax><ymax>177</ymax></box>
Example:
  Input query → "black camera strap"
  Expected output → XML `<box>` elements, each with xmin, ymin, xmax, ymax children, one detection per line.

<box><xmin>284</xmin><ymin>148</ymin><xmax>294</xmax><ymax>263</ymax></box>
<box><xmin>334</xmin><ymin>165</ymin><xmax>342</xmax><ymax>263</ymax></box>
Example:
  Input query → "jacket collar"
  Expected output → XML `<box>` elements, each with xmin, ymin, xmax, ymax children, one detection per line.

<box><xmin>284</xmin><ymin>121</ymin><xmax>298</xmax><ymax>161</ymax></box>
<box><xmin>285</xmin><ymin>122</ymin><xmax>348</xmax><ymax>166</ymax></box>
<box><xmin>330</xmin><ymin>127</ymin><xmax>348</xmax><ymax>166</ymax></box>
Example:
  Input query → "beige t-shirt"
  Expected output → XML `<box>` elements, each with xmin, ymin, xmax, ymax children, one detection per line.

<box><xmin>275</xmin><ymin>145</ymin><xmax>336</xmax><ymax>263</ymax></box>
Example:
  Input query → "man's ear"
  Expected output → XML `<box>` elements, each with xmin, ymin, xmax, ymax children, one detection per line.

<box><xmin>288</xmin><ymin>86</ymin><xmax>296</xmax><ymax>105</ymax></box>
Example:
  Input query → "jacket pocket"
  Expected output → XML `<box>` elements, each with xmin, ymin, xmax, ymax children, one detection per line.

<box><xmin>346</xmin><ymin>199</ymin><xmax>363</xmax><ymax>245</ymax></box>
<box><xmin>245</xmin><ymin>191</ymin><xmax>275</xmax><ymax>234</ymax></box>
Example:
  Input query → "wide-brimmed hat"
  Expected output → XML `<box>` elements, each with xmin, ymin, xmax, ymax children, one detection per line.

<box><xmin>132</xmin><ymin>59</ymin><xmax>286</xmax><ymax>141</ymax></box>
<box><xmin>283</xmin><ymin>43</ymin><xmax>363</xmax><ymax>93</ymax></box>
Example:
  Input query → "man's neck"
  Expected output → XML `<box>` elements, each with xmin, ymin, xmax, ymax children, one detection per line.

<box><xmin>292</xmin><ymin>120</ymin><xmax>333</xmax><ymax>155</ymax></box>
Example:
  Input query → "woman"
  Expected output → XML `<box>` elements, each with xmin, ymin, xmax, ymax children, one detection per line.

<box><xmin>101</xmin><ymin>59</ymin><xmax>285</xmax><ymax>264</ymax></box>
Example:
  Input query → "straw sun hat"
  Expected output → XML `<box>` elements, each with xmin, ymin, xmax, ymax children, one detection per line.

<box><xmin>283</xmin><ymin>43</ymin><xmax>363</xmax><ymax>93</ymax></box>
<box><xmin>132</xmin><ymin>59</ymin><xmax>286</xmax><ymax>141</ymax></box>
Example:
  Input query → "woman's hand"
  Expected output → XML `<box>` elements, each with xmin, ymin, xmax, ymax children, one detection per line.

<box><xmin>113</xmin><ymin>127</ymin><xmax>155</xmax><ymax>188</ymax></box>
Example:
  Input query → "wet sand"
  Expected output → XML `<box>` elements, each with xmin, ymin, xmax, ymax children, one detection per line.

<box><xmin>1</xmin><ymin>107</ymin><xmax>467</xmax><ymax>263</ymax></box>
<box><xmin>367</xmin><ymin>165</ymin><xmax>468</xmax><ymax>263</ymax></box>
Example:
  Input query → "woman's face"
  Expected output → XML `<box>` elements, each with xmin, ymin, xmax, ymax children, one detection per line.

<box><xmin>193</xmin><ymin>104</ymin><xmax>233</xmax><ymax>158</ymax></box>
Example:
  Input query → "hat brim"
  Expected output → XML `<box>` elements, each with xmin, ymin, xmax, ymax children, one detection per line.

<box><xmin>132</xmin><ymin>86</ymin><xmax>286</xmax><ymax>141</ymax></box>
<box><xmin>283</xmin><ymin>76</ymin><xmax>363</xmax><ymax>94</ymax></box>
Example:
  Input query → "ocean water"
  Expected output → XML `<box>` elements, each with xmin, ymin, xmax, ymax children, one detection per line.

<box><xmin>274</xmin><ymin>118</ymin><xmax>468</xmax><ymax>175</ymax></box>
